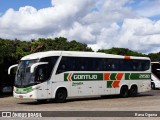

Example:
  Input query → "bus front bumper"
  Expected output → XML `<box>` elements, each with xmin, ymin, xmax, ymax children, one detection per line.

<box><xmin>13</xmin><ymin>90</ymin><xmax>37</xmax><ymax>99</ymax></box>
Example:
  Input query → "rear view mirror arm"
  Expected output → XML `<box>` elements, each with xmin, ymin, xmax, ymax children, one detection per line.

<box><xmin>30</xmin><ymin>62</ymin><xmax>48</xmax><ymax>73</ymax></box>
<box><xmin>8</xmin><ymin>64</ymin><xmax>18</xmax><ymax>75</ymax></box>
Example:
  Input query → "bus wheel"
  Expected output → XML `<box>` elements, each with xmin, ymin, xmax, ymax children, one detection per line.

<box><xmin>129</xmin><ymin>86</ymin><xmax>137</xmax><ymax>97</ymax></box>
<box><xmin>151</xmin><ymin>83</ymin><xmax>155</xmax><ymax>90</ymax></box>
<box><xmin>55</xmin><ymin>89</ymin><xmax>67</xmax><ymax>103</ymax></box>
<box><xmin>120</xmin><ymin>86</ymin><xmax>128</xmax><ymax>98</ymax></box>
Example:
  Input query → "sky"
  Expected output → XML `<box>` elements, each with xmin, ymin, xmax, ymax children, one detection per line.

<box><xmin>0</xmin><ymin>0</ymin><xmax>160</xmax><ymax>54</ymax></box>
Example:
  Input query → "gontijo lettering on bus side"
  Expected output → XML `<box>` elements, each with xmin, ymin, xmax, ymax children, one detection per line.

<box><xmin>64</xmin><ymin>73</ymin><xmax>103</xmax><ymax>81</ymax></box>
<box><xmin>64</xmin><ymin>73</ymin><xmax>151</xmax><ymax>88</ymax></box>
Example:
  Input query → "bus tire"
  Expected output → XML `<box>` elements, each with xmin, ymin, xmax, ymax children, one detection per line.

<box><xmin>120</xmin><ymin>86</ymin><xmax>128</xmax><ymax>98</ymax></box>
<box><xmin>151</xmin><ymin>83</ymin><xmax>155</xmax><ymax>90</ymax></box>
<box><xmin>129</xmin><ymin>86</ymin><xmax>137</xmax><ymax>97</ymax></box>
<box><xmin>55</xmin><ymin>88</ymin><xmax>67</xmax><ymax>103</ymax></box>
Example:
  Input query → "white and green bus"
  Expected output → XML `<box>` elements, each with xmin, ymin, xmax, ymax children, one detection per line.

<box><xmin>8</xmin><ymin>51</ymin><xmax>151</xmax><ymax>103</ymax></box>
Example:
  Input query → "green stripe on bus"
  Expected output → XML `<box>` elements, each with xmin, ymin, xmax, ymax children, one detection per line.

<box><xmin>110</xmin><ymin>73</ymin><xmax>117</xmax><ymax>80</ymax></box>
<box><xmin>125</xmin><ymin>73</ymin><xmax>130</xmax><ymax>80</ymax></box>
<box><xmin>72</xmin><ymin>73</ymin><xmax>103</xmax><ymax>81</ymax></box>
<box><xmin>107</xmin><ymin>81</ymin><xmax>113</xmax><ymax>88</ymax></box>
<box><xmin>64</xmin><ymin>73</ymin><xmax>69</xmax><ymax>81</ymax></box>
<box><xmin>125</xmin><ymin>73</ymin><xmax>151</xmax><ymax>80</ymax></box>
<box><xmin>16</xmin><ymin>87</ymin><xmax>32</xmax><ymax>92</ymax></box>
<box><xmin>64</xmin><ymin>73</ymin><xmax>103</xmax><ymax>81</ymax></box>
<box><xmin>64</xmin><ymin>73</ymin><xmax>151</xmax><ymax>81</ymax></box>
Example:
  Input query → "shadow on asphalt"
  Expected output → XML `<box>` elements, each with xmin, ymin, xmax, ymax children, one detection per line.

<box><xmin>0</xmin><ymin>93</ymin><xmax>12</xmax><ymax>98</ymax></box>
<box><xmin>17</xmin><ymin>92</ymin><xmax>154</xmax><ymax>105</ymax></box>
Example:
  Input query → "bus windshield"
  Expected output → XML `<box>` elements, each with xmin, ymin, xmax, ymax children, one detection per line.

<box><xmin>15</xmin><ymin>56</ymin><xmax>59</xmax><ymax>88</ymax></box>
<box><xmin>152</xmin><ymin>63</ymin><xmax>160</xmax><ymax>80</ymax></box>
<box><xmin>15</xmin><ymin>60</ymin><xmax>39</xmax><ymax>88</ymax></box>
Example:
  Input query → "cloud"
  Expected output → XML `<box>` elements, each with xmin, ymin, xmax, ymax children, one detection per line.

<box><xmin>55</xmin><ymin>22</ymin><xmax>96</xmax><ymax>44</ymax></box>
<box><xmin>90</xmin><ymin>18</ymin><xmax>160</xmax><ymax>54</ymax></box>
<box><xmin>0</xmin><ymin>0</ymin><xmax>160</xmax><ymax>53</ymax></box>
<box><xmin>0</xmin><ymin>0</ymin><xmax>95</xmax><ymax>40</ymax></box>
<box><xmin>120</xmin><ymin>18</ymin><xmax>160</xmax><ymax>53</ymax></box>
<box><xmin>131</xmin><ymin>0</ymin><xmax>160</xmax><ymax>18</ymax></box>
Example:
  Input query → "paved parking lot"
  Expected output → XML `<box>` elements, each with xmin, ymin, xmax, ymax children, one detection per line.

<box><xmin>0</xmin><ymin>90</ymin><xmax>160</xmax><ymax>119</ymax></box>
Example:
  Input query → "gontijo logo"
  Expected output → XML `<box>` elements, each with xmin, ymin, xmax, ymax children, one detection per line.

<box><xmin>74</xmin><ymin>74</ymin><xmax>97</xmax><ymax>80</ymax></box>
<box><xmin>64</xmin><ymin>73</ymin><xmax>103</xmax><ymax>81</ymax></box>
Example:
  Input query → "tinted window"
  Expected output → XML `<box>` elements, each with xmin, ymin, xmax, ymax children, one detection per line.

<box><xmin>40</xmin><ymin>56</ymin><xmax>59</xmax><ymax>79</ymax></box>
<box><xmin>105</xmin><ymin>59</ymin><xmax>150</xmax><ymax>71</ymax></box>
<box><xmin>56</xmin><ymin>57</ymin><xmax>150</xmax><ymax>74</ymax></box>
<box><xmin>56</xmin><ymin>57</ymin><xmax>105</xmax><ymax>74</ymax></box>
<box><xmin>152</xmin><ymin>63</ymin><xmax>160</xmax><ymax>79</ymax></box>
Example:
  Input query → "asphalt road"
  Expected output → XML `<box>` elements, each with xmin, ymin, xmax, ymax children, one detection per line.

<box><xmin>0</xmin><ymin>90</ymin><xmax>160</xmax><ymax>119</ymax></box>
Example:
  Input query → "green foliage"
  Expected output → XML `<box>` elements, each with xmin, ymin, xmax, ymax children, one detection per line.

<box><xmin>0</xmin><ymin>37</ymin><xmax>92</xmax><ymax>63</ymax></box>
<box><xmin>148</xmin><ymin>52</ymin><xmax>160</xmax><ymax>61</ymax></box>
<box><xmin>98</xmin><ymin>47</ymin><xmax>146</xmax><ymax>57</ymax></box>
<box><xmin>30</xmin><ymin>37</ymin><xmax>92</xmax><ymax>52</ymax></box>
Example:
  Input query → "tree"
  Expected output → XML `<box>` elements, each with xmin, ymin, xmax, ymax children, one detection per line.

<box><xmin>148</xmin><ymin>52</ymin><xmax>160</xmax><ymax>61</ymax></box>
<box><xmin>30</xmin><ymin>37</ymin><xmax>93</xmax><ymax>52</ymax></box>
<box><xmin>98</xmin><ymin>47</ymin><xmax>146</xmax><ymax>57</ymax></box>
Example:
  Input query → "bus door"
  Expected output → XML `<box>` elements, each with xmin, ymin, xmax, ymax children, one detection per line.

<box><xmin>97</xmin><ymin>80</ymin><xmax>109</xmax><ymax>95</ymax></box>
<box><xmin>70</xmin><ymin>80</ymin><xmax>96</xmax><ymax>96</ymax></box>
<box><xmin>88</xmin><ymin>81</ymin><xmax>99</xmax><ymax>95</ymax></box>
<box><xmin>35</xmin><ymin>65</ymin><xmax>50</xmax><ymax>99</ymax></box>
<box><xmin>71</xmin><ymin>81</ymin><xmax>88</xmax><ymax>96</ymax></box>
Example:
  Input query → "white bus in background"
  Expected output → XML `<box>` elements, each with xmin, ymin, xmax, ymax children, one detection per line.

<box><xmin>151</xmin><ymin>62</ymin><xmax>160</xmax><ymax>89</ymax></box>
<box><xmin>8</xmin><ymin>51</ymin><xmax>151</xmax><ymax>103</ymax></box>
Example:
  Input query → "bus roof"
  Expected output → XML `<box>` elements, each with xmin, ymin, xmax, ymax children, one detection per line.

<box><xmin>21</xmin><ymin>51</ymin><xmax>150</xmax><ymax>60</ymax></box>
<box><xmin>151</xmin><ymin>62</ymin><xmax>160</xmax><ymax>64</ymax></box>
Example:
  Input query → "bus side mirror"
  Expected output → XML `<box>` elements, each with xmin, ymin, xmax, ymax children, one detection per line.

<box><xmin>30</xmin><ymin>62</ymin><xmax>48</xmax><ymax>73</ymax></box>
<box><xmin>8</xmin><ymin>64</ymin><xmax>18</xmax><ymax>75</ymax></box>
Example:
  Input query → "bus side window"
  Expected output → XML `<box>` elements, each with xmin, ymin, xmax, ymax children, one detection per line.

<box><xmin>124</xmin><ymin>60</ymin><xmax>132</xmax><ymax>71</ymax></box>
<box><xmin>107</xmin><ymin>61</ymin><xmax>114</xmax><ymax>71</ymax></box>
<box><xmin>60</xmin><ymin>64</ymin><xmax>66</xmax><ymax>73</ymax></box>
<box><xmin>35</xmin><ymin>65</ymin><xmax>48</xmax><ymax>82</ymax></box>
<box><xmin>142</xmin><ymin>60</ymin><xmax>150</xmax><ymax>71</ymax></box>
<box><xmin>56</xmin><ymin>57</ymin><xmax>67</xmax><ymax>74</ymax></box>
<box><xmin>38</xmin><ymin>68</ymin><xmax>45</xmax><ymax>81</ymax></box>
<box><xmin>40</xmin><ymin>56</ymin><xmax>59</xmax><ymax>78</ymax></box>
<box><xmin>57</xmin><ymin>64</ymin><xmax>66</xmax><ymax>74</ymax></box>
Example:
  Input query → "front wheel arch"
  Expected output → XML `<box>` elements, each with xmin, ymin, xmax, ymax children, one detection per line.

<box><xmin>55</xmin><ymin>87</ymin><xmax>68</xmax><ymax>103</ymax></box>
